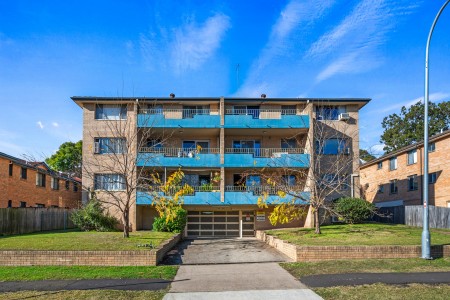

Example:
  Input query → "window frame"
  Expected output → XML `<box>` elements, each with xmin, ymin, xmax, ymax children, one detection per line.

<box><xmin>94</xmin><ymin>137</ymin><xmax>127</xmax><ymax>154</ymax></box>
<box><xmin>94</xmin><ymin>174</ymin><xmax>126</xmax><ymax>191</ymax></box>
<box><xmin>389</xmin><ymin>179</ymin><xmax>398</xmax><ymax>194</ymax></box>
<box><xmin>36</xmin><ymin>173</ymin><xmax>46</xmax><ymax>187</ymax></box>
<box><xmin>407</xmin><ymin>149</ymin><xmax>417</xmax><ymax>165</ymax></box>
<box><xmin>377</xmin><ymin>184</ymin><xmax>384</xmax><ymax>193</ymax></box>
<box><xmin>51</xmin><ymin>177</ymin><xmax>60</xmax><ymax>190</ymax></box>
<box><xmin>95</xmin><ymin>104</ymin><xmax>127</xmax><ymax>120</ymax></box>
<box><xmin>377</xmin><ymin>161</ymin><xmax>383</xmax><ymax>170</ymax></box>
<box><xmin>19</xmin><ymin>201</ymin><xmax>26</xmax><ymax>208</ymax></box>
<box><xmin>429</xmin><ymin>172</ymin><xmax>437</xmax><ymax>184</ymax></box>
<box><xmin>20</xmin><ymin>167</ymin><xmax>27</xmax><ymax>179</ymax></box>
<box><xmin>8</xmin><ymin>162</ymin><xmax>13</xmax><ymax>176</ymax></box>
<box><xmin>428</xmin><ymin>142</ymin><xmax>436</xmax><ymax>152</ymax></box>
<box><xmin>407</xmin><ymin>174</ymin><xmax>418</xmax><ymax>191</ymax></box>
<box><xmin>389</xmin><ymin>157</ymin><xmax>397</xmax><ymax>171</ymax></box>
<box><xmin>316</xmin><ymin>105</ymin><xmax>346</xmax><ymax>121</ymax></box>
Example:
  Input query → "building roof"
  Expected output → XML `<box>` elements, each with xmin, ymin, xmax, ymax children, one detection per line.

<box><xmin>0</xmin><ymin>151</ymin><xmax>81</xmax><ymax>182</ymax></box>
<box><xmin>71</xmin><ymin>96</ymin><xmax>371</xmax><ymax>109</ymax></box>
<box><xmin>360</xmin><ymin>129</ymin><xmax>450</xmax><ymax>169</ymax></box>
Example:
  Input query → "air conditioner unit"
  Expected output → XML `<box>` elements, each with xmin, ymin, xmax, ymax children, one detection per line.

<box><xmin>338</xmin><ymin>113</ymin><xmax>350</xmax><ymax>121</ymax></box>
<box><xmin>94</xmin><ymin>142</ymin><xmax>100</xmax><ymax>154</ymax></box>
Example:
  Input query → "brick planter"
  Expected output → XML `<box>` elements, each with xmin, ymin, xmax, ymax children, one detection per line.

<box><xmin>0</xmin><ymin>233</ymin><xmax>181</xmax><ymax>266</ymax></box>
<box><xmin>256</xmin><ymin>230</ymin><xmax>450</xmax><ymax>262</ymax></box>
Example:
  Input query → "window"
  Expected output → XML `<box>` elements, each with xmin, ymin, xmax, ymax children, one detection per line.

<box><xmin>8</xmin><ymin>162</ymin><xmax>13</xmax><ymax>176</ymax></box>
<box><xmin>73</xmin><ymin>182</ymin><xmax>78</xmax><ymax>192</ymax></box>
<box><xmin>94</xmin><ymin>174</ymin><xmax>125</xmax><ymax>191</ymax></box>
<box><xmin>20</xmin><ymin>201</ymin><xmax>26</xmax><ymax>208</ymax></box>
<box><xmin>7</xmin><ymin>200</ymin><xmax>12</xmax><ymax>208</ymax></box>
<box><xmin>230</xmin><ymin>105</ymin><xmax>260</xmax><ymax>119</ymax></box>
<box><xmin>389</xmin><ymin>157</ymin><xmax>397</xmax><ymax>171</ymax></box>
<box><xmin>377</xmin><ymin>161</ymin><xmax>383</xmax><ymax>170</ymax></box>
<box><xmin>407</xmin><ymin>149</ymin><xmax>417</xmax><ymax>165</ymax></box>
<box><xmin>36</xmin><ymin>203</ymin><xmax>45</xmax><ymax>208</ymax></box>
<box><xmin>316</xmin><ymin>139</ymin><xmax>347</xmax><ymax>155</ymax></box>
<box><xmin>428</xmin><ymin>142</ymin><xmax>436</xmax><ymax>152</ymax></box>
<box><xmin>378</xmin><ymin>184</ymin><xmax>384</xmax><ymax>193</ymax></box>
<box><xmin>316</xmin><ymin>106</ymin><xmax>346</xmax><ymax>120</ymax></box>
<box><xmin>65</xmin><ymin>180</ymin><xmax>70</xmax><ymax>190</ymax></box>
<box><xmin>281</xmin><ymin>138</ymin><xmax>297</xmax><ymax>149</ymax></box>
<box><xmin>282</xmin><ymin>175</ymin><xmax>296</xmax><ymax>186</ymax></box>
<box><xmin>36</xmin><ymin>173</ymin><xmax>46</xmax><ymax>187</ymax></box>
<box><xmin>408</xmin><ymin>175</ymin><xmax>418</xmax><ymax>191</ymax></box>
<box><xmin>95</xmin><ymin>104</ymin><xmax>127</xmax><ymax>120</ymax></box>
<box><xmin>20</xmin><ymin>167</ymin><xmax>27</xmax><ymax>179</ymax></box>
<box><xmin>429</xmin><ymin>172</ymin><xmax>437</xmax><ymax>184</ymax></box>
<box><xmin>147</xmin><ymin>139</ymin><xmax>163</xmax><ymax>149</ymax></box>
<box><xmin>146</xmin><ymin>104</ymin><xmax>163</xmax><ymax>114</ymax></box>
<box><xmin>281</xmin><ymin>105</ymin><xmax>296</xmax><ymax>115</ymax></box>
<box><xmin>94</xmin><ymin>138</ymin><xmax>126</xmax><ymax>154</ymax></box>
<box><xmin>321</xmin><ymin>174</ymin><xmax>338</xmax><ymax>188</ymax></box>
<box><xmin>390</xmin><ymin>179</ymin><xmax>398</xmax><ymax>194</ymax></box>
<box><xmin>51</xmin><ymin>177</ymin><xmax>59</xmax><ymax>190</ymax></box>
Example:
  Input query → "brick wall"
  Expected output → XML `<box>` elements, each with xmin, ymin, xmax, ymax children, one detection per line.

<box><xmin>0</xmin><ymin>233</ymin><xmax>181</xmax><ymax>266</ymax></box>
<box><xmin>256</xmin><ymin>230</ymin><xmax>450</xmax><ymax>262</ymax></box>
<box><xmin>0</xmin><ymin>157</ymin><xmax>81</xmax><ymax>209</ymax></box>
<box><xmin>361</xmin><ymin>133</ymin><xmax>450</xmax><ymax>208</ymax></box>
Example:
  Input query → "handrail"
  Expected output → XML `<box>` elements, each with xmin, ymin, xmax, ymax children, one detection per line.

<box><xmin>139</xmin><ymin>185</ymin><xmax>301</xmax><ymax>196</ymax></box>
<box><xmin>225</xmin><ymin>148</ymin><xmax>305</xmax><ymax>157</ymax></box>
<box><xmin>139</xmin><ymin>147</ymin><xmax>220</xmax><ymax>156</ymax></box>
<box><xmin>225</xmin><ymin>108</ymin><xmax>297</xmax><ymax>115</ymax></box>
<box><xmin>138</xmin><ymin>108</ymin><xmax>219</xmax><ymax>115</ymax></box>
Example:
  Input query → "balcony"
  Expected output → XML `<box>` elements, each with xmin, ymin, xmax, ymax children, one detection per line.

<box><xmin>224</xmin><ymin>148</ymin><xmax>310</xmax><ymax>168</ymax></box>
<box><xmin>224</xmin><ymin>108</ymin><xmax>309</xmax><ymax>129</ymax></box>
<box><xmin>136</xmin><ymin>186</ymin><xmax>310</xmax><ymax>206</ymax></box>
<box><xmin>137</xmin><ymin>108</ymin><xmax>220</xmax><ymax>128</ymax></box>
<box><xmin>137</xmin><ymin>147</ymin><xmax>220</xmax><ymax>167</ymax></box>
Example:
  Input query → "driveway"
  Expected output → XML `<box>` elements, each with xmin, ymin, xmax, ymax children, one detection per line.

<box><xmin>162</xmin><ymin>238</ymin><xmax>292</xmax><ymax>265</ymax></box>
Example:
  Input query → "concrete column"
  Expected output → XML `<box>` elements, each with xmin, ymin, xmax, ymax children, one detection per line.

<box><xmin>239</xmin><ymin>210</ymin><xmax>243</xmax><ymax>238</ymax></box>
<box><xmin>220</xmin><ymin>128</ymin><xmax>225</xmax><ymax>164</ymax></box>
<box><xmin>220</xmin><ymin>167</ymin><xmax>225</xmax><ymax>202</ymax></box>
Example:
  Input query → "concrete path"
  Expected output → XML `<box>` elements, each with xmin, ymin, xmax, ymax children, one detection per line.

<box><xmin>162</xmin><ymin>238</ymin><xmax>292</xmax><ymax>265</ymax></box>
<box><xmin>164</xmin><ymin>263</ymin><xmax>323</xmax><ymax>299</ymax></box>
<box><xmin>301</xmin><ymin>272</ymin><xmax>450</xmax><ymax>287</ymax></box>
<box><xmin>0</xmin><ymin>279</ymin><xmax>170</xmax><ymax>292</ymax></box>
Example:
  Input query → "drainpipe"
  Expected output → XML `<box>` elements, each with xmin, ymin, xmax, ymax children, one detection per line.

<box><xmin>350</xmin><ymin>174</ymin><xmax>359</xmax><ymax>198</ymax></box>
<box><xmin>239</xmin><ymin>210</ymin><xmax>243</xmax><ymax>238</ymax></box>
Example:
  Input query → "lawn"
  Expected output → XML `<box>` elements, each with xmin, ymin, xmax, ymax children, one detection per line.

<box><xmin>266</xmin><ymin>223</ymin><xmax>450</xmax><ymax>246</ymax></box>
<box><xmin>0</xmin><ymin>266</ymin><xmax>178</xmax><ymax>281</ymax></box>
<box><xmin>314</xmin><ymin>283</ymin><xmax>450</xmax><ymax>300</ymax></box>
<box><xmin>281</xmin><ymin>257</ymin><xmax>450</xmax><ymax>278</ymax></box>
<box><xmin>0</xmin><ymin>290</ymin><xmax>167</xmax><ymax>300</ymax></box>
<box><xmin>0</xmin><ymin>230</ymin><xmax>176</xmax><ymax>251</ymax></box>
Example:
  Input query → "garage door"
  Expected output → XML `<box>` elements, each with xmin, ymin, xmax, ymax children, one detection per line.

<box><xmin>186</xmin><ymin>211</ymin><xmax>254</xmax><ymax>237</ymax></box>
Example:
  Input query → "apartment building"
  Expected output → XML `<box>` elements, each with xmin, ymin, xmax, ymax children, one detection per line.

<box><xmin>360</xmin><ymin>130</ymin><xmax>450</xmax><ymax>208</ymax></box>
<box><xmin>0</xmin><ymin>152</ymin><xmax>81</xmax><ymax>208</ymax></box>
<box><xmin>72</xmin><ymin>96</ymin><xmax>369</xmax><ymax>237</ymax></box>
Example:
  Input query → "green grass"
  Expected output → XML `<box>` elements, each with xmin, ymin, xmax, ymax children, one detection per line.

<box><xmin>266</xmin><ymin>223</ymin><xmax>450</xmax><ymax>246</ymax></box>
<box><xmin>281</xmin><ymin>257</ymin><xmax>450</xmax><ymax>278</ymax></box>
<box><xmin>0</xmin><ymin>230</ymin><xmax>175</xmax><ymax>251</ymax></box>
<box><xmin>314</xmin><ymin>283</ymin><xmax>450</xmax><ymax>300</ymax></box>
<box><xmin>0</xmin><ymin>266</ymin><xmax>178</xmax><ymax>281</ymax></box>
<box><xmin>0</xmin><ymin>290</ymin><xmax>167</xmax><ymax>300</ymax></box>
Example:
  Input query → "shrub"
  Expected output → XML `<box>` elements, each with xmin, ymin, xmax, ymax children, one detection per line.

<box><xmin>334</xmin><ymin>197</ymin><xmax>376</xmax><ymax>224</ymax></box>
<box><xmin>153</xmin><ymin>207</ymin><xmax>187</xmax><ymax>233</ymax></box>
<box><xmin>71</xmin><ymin>199</ymin><xmax>118</xmax><ymax>231</ymax></box>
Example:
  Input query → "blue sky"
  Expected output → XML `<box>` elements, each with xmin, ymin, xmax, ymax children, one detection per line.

<box><xmin>1</xmin><ymin>0</ymin><xmax>449</xmax><ymax>159</ymax></box>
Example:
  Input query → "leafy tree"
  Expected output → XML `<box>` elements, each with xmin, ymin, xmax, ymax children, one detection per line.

<box><xmin>153</xmin><ymin>207</ymin><xmax>187</xmax><ymax>233</ymax></box>
<box><xmin>46</xmin><ymin>141</ymin><xmax>82</xmax><ymax>177</ymax></box>
<box><xmin>359</xmin><ymin>149</ymin><xmax>376</xmax><ymax>162</ymax></box>
<box><xmin>71</xmin><ymin>192</ymin><xmax>118</xmax><ymax>231</ymax></box>
<box><xmin>381</xmin><ymin>101</ymin><xmax>449</xmax><ymax>153</ymax></box>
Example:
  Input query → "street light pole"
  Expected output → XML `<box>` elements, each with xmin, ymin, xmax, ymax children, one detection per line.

<box><xmin>422</xmin><ymin>0</ymin><xmax>450</xmax><ymax>260</ymax></box>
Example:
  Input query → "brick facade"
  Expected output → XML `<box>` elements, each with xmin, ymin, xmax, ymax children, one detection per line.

<box><xmin>0</xmin><ymin>154</ymin><xmax>81</xmax><ymax>209</ymax></box>
<box><xmin>361</xmin><ymin>130</ymin><xmax>450</xmax><ymax>208</ymax></box>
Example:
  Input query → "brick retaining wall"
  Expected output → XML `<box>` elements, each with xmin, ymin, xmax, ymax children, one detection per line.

<box><xmin>256</xmin><ymin>230</ymin><xmax>450</xmax><ymax>262</ymax></box>
<box><xmin>0</xmin><ymin>233</ymin><xmax>181</xmax><ymax>266</ymax></box>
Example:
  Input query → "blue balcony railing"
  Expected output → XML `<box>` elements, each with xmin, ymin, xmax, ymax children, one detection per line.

<box><xmin>137</xmin><ymin>108</ymin><xmax>220</xmax><ymax>128</ymax></box>
<box><xmin>224</xmin><ymin>148</ymin><xmax>310</xmax><ymax>168</ymax></box>
<box><xmin>224</xmin><ymin>109</ymin><xmax>309</xmax><ymax>128</ymax></box>
<box><xmin>137</xmin><ymin>148</ymin><xmax>220</xmax><ymax>167</ymax></box>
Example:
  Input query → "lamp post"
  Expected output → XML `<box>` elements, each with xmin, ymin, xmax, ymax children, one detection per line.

<box><xmin>422</xmin><ymin>0</ymin><xmax>450</xmax><ymax>260</ymax></box>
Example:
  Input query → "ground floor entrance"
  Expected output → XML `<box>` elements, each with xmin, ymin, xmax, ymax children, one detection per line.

<box><xmin>186</xmin><ymin>210</ymin><xmax>255</xmax><ymax>238</ymax></box>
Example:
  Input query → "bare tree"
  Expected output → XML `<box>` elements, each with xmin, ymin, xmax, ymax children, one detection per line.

<box><xmin>249</xmin><ymin>105</ymin><xmax>359</xmax><ymax>234</ymax></box>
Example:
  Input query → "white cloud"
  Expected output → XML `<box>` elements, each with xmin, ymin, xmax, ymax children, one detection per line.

<box><xmin>52</xmin><ymin>122</ymin><xmax>59</xmax><ymax>127</ymax></box>
<box><xmin>310</xmin><ymin>0</ymin><xmax>420</xmax><ymax>82</ymax></box>
<box><xmin>37</xmin><ymin>121</ymin><xmax>44</xmax><ymax>129</ymax></box>
<box><xmin>140</xmin><ymin>13</ymin><xmax>231</xmax><ymax>74</ymax></box>
<box><xmin>375</xmin><ymin>92</ymin><xmax>450</xmax><ymax>113</ymax></box>
<box><xmin>369</xmin><ymin>144</ymin><xmax>386</xmax><ymax>156</ymax></box>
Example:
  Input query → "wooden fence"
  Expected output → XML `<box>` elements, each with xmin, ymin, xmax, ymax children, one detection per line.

<box><xmin>405</xmin><ymin>205</ymin><xmax>450</xmax><ymax>229</ymax></box>
<box><xmin>372</xmin><ymin>205</ymin><xmax>450</xmax><ymax>229</ymax></box>
<box><xmin>0</xmin><ymin>208</ymin><xmax>76</xmax><ymax>235</ymax></box>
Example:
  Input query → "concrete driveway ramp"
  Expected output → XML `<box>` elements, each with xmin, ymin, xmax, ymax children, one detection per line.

<box><xmin>162</xmin><ymin>238</ymin><xmax>292</xmax><ymax>265</ymax></box>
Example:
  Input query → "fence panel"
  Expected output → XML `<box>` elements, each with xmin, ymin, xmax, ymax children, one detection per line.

<box><xmin>371</xmin><ymin>206</ymin><xmax>405</xmax><ymax>224</ymax></box>
<box><xmin>0</xmin><ymin>208</ymin><xmax>76</xmax><ymax>235</ymax></box>
<box><xmin>405</xmin><ymin>205</ymin><xmax>450</xmax><ymax>229</ymax></box>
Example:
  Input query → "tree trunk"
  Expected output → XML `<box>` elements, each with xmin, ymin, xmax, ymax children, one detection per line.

<box><xmin>123</xmin><ymin>209</ymin><xmax>130</xmax><ymax>238</ymax></box>
<box><xmin>314</xmin><ymin>208</ymin><xmax>321</xmax><ymax>234</ymax></box>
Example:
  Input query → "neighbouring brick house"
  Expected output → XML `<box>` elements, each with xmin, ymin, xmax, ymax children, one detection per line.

<box><xmin>0</xmin><ymin>152</ymin><xmax>81</xmax><ymax>208</ymax></box>
<box><xmin>360</xmin><ymin>129</ymin><xmax>450</xmax><ymax>208</ymax></box>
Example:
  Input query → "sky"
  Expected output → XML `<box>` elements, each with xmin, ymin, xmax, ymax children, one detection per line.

<box><xmin>1</xmin><ymin>0</ymin><xmax>449</xmax><ymax>159</ymax></box>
